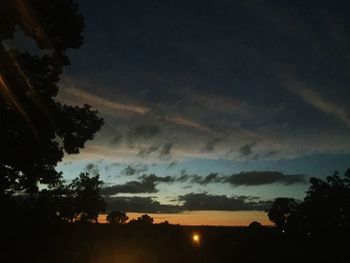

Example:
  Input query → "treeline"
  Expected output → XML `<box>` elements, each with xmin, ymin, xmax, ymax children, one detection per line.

<box><xmin>1</xmin><ymin>173</ymin><xmax>105</xmax><ymax>225</ymax></box>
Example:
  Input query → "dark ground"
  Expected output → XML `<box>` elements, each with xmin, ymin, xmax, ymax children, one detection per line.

<box><xmin>1</xmin><ymin>223</ymin><xmax>349</xmax><ymax>263</ymax></box>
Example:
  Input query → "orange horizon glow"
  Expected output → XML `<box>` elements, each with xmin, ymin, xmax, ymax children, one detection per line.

<box><xmin>98</xmin><ymin>210</ymin><xmax>272</xmax><ymax>226</ymax></box>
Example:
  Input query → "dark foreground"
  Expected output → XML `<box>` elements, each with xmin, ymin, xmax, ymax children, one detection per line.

<box><xmin>1</xmin><ymin>223</ymin><xmax>349</xmax><ymax>263</ymax></box>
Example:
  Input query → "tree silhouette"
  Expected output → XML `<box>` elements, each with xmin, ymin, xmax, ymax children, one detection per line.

<box><xmin>248</xmin><ymin>221</ymin><xmax>262</xmax><ymax>230</ymax></box>
<box><xmin>106</xmin><ymin>210</ymin><xmax>129</xmax><ymax>224</ymax></box>
<box><xmin>268</xmin><ymin>169</ymin><xmax>350</xmax><ymax>238</ymax></box>
<box><xmin>130</xmin><ymin>214</ymin><xmax>154</xmax><ymax>225</ymax></box>
<box><xmin>267</xmin><ymin>197</ymin><xmax>298</xmax><ymax>230</ymax></box>
<box><xmin>69</xmin><ymin>173</ymin><xmax>106</xmax><ymax>223</ymax></box>
<box><xmin>297</xmin><ymin>170</ymin><xmax>350</xmax><ymax>234</ymax></box>
<box><xmin>0</xmin><ymin>0</ymin><xmax>103</xmax><ymax>196</ymax></box>
<box><xmin>12</xmin><ymin>172</ymin><xmax>106</xmax><ymax>224</ymax></box>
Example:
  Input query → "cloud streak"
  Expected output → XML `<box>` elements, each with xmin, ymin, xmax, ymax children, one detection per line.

<box><xmin>175</xmin><ymin>171</ymin><xmax>305</xmax><ymax>186</ymax></box>
<box><xmin>179</xmin><ymin>193</ymin><xmax>272</xmax><ymax>211</ymax></box>
<box><xmin>169</xmin><ymin>116</ymin><xmax>211</xmax><ymax>133</ymax></box>
<box><xmin>225</xmin><ymin>171</ymin><xmax>306</xmax><ymax>186</ymax></box>
<box><xmin>105</xmin><ymin>196</ymin><xmax>181</xmax><ymax>213</ymax></box>
<box><xmin>103</xmin><ymin>193</ymin><xmax>271</xmax><ymax>213</ymax></box>
<box><xmin>101</xmin><ymin>170</ymin><xmax>305</xmax><ymax>196</ymax></box>
<box><xmin>101</xmin><ymin>174</ymin><xmax>174</xmax><ymax>195</ymax></box>
<box><xmin>283</xmin><ymin>76</ymin><xmax>350</xmax><ymax>127</ymax></box>
<box><xmin>59</xmin><ymin>85</ymin><xmax>150</xmax><ymax>114</ymax></box>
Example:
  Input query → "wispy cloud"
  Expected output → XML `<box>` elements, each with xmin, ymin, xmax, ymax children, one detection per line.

<box><xmin>169</xmin><ymin>116</ymin><xmax>211</xmax><ymax>133</ymax></box>
<box><xmin>239</xmin><ymin>142</ymin><xmax>257</xmax><ymax>157</ymax></box>
<box><xmin>60</xmin><ymin>86</ymin><xmax>150</xmax><ymax>114</ymax></box>
<box><xmin>283</xmin><ymin>76</ymin><xmax>350</xmax><ymax>127</ymax></box>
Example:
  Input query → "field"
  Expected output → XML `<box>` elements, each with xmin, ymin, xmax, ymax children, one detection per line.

<box><xmin>2</xmin><ymin>223</ymin><xmax>347</xmax><ymax>263</ymax></box>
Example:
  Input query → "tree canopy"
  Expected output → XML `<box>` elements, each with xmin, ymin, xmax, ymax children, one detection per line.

<box><xmin>129</xmin><ymin>214</ymin><xmax>154</xmax><ymax>225</ymax></box>
<box><xmin>268</xmin><ymin>169</ymin><xmax>350</xmax><ymax>236</ymax></box>
<box><xmin>106</xmin><ymin>210</ymin><xmax>129</xmax><ymax>224</ymax></box>
<box><xmin>16</xmin><ymin>172</ymin><xmax>106</xmax><ymax>224</ymax></box>
<box><xmin>267</xmin><ymin>197</ymin><xmax>298</xmax><ymax>230</ymax></box>
<box><xmin>0</xmin><ymin>0</ymin><xmax>104</xmax><ymax>195</ymax></box>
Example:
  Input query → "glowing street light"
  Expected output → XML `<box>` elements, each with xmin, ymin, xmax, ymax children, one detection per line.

<box><xmin>192</xmin><ymin>233</ymin><xmax>200</xmax><ymax>244</ymax></box>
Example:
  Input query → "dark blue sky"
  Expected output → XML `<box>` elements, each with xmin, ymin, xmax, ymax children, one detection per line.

<box><xmin>55</xmin><ymin>0</ymin><xmax>350</xmax><ymax>213</ymax></box>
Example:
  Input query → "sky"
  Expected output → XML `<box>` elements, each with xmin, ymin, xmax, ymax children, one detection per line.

<box><xmin>48</xmin><ymin>0</ymin><xmax>350</xmax><ymax>225</ymax></box>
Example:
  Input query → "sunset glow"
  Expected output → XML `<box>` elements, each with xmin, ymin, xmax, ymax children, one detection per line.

<box><xmin>98</xmin><ymin>210</ymin><xmax>272</xmax><ymax>226</ymax></box>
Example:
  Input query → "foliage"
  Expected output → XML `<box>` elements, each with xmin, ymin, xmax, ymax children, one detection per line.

<box><xmin>268</xmin><ymin>169</ymin><xmax>350</xmax><ymax>236</ymax></box>
<box><xmin>106</xmin><ymin>210</ymin><xmax>129</xmax><ymax>224</ymax></box>
<box><xmin>129</xmin><ymin>214</ymin><xmax>154</xmax><ymax>225</ymax></box>
<box><xmin>267</xmin><ymin>198</ymin><xmax>298</xmax><ymax>230</ymax></box>
<box><xmin>69</xmin><ymin>173</ymin><xmax>106</xmax><ymax>223</ymax></box>
<box><xmin>13</xmin><ymin>172</ymin><xmax>106</xmax><ymax>224</ymax></box>
<box><xmin>299</xmin><ymin>170</ymin><xmax>350</xmax><ymax>232</ymax></box>
<box><xmin>0</xmin><ymin>0</ymin><xmax>104</xmax><ymax>195</ymax></box>
<box><xmin>248</xmin><ymin>221</ymin><xmax>262</xmax><ymax>230</ymax></box>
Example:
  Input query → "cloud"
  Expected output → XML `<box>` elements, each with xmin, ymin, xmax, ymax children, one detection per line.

<box><xmin>172</xmin><ymin>172</ymin><xmax>224</xmax><ymax>185</ymax></box>
<box><xmin>225</xmin><ymin>171</ymin><xmax>306</xmax><ymax>186</ymax></box>
<box><xmin>265</xmin><ymin>150</ymin><xmax>278</xmax><ymax>157</ymax></box>
<box><xmin>175</xmin><ymin>170</ymin><xmax>191</xmax><ymax>182</ymax></box>
<box><xmin>104</xmin><ymin>196</ymin><xmax>181</xmax><ymax>213</ymax></box>
<box><xmin>59</xmin><ymin>84</ymin><xmax>150</xmax><ymax>114</ymax></box>
<box><xmin>85</xmin><ymin>163</ymin><xmax>99</xmax><ymax>175</ymax></box>
<box><xmin>204</xmin><ymin>137</ymin><xmax>223</xmax><ymax>152</ymax></box>
<box><xmin>179</xmin><ymin>193</ymin><xmax>272</xmax><ymax>211</ymax></box>
<box><xmin>159</xmin><ymin>143</ymin><xmax>173</xmax><ymax>160</ymax></box>
<box><xmin>104</xmin><ymin>162</ymin><xmax>120</xmax><ymax>173</ymax></box>
<box><xmin>101</xmin><ymin>174</ymin><xmax>174</xmax><ymax>195</ymax></box>
<box><xmin>101</xmin><ymin>180</ymin><xmax>157</xmax><ymax>194</ymax></box>
<box><xmin>121</xmin><ymin>165</ymin><xmax>137</xmax><ymax>176</ymax></box>
<box><xmin>174</xmin><ymin>170</ymin><xmax>305</xmax><ymax>186</ymax></box>
<box><xmin>197</xmin><ymin>173</ymin><xmax>222</xmax><ymax>185</ymax></box>
<box><xmin>167</xmin><ymin>161</ymin><xmax>178</xmax><ymax>169</ymax></box>
<box><xmin>239</xmin><ymin>142</ymin><xmax>256</xmax><ymax>156</ymax></box>
<box><xmin>131</xmin><ymin>124</ymin><xmax>161</xmax><ymax>139</ymax></box>
<box><xmin>283</xmin><ymin>76</ymin><xmax>350</xmax><ymax>127</ymax></box>
<box><xmin>137</xmin><ymin>145</ymin><xmax>160</xmax><ymax>157</ymax></box>
<box><xmin>136</xmin><ymin>142</ymin><xmax>173</xmax><ymax>159</ymax></box>
<box><xmin>110</xmin><ymin>133</ymin><xmax>123</xmax><ymax>145</ymax></box>
<box><xmin>121</xmin><ymin>164</ymin><xmax>148</xmax><ymax>176</ymax></box>
<box><xmin>169</xmin><ymin>116</ymin><xmax>211</xmax><ymax>133</ymax></box>
<box><xmin>173</xmin><ymin>172</ymin><xmax>222</xmax><ymax>186</ymax></box>
<box><xmin>186</xmin><ymin>173</ymin><xmax>222</xmax><ymax>185</ymax></box>
<box><xmin>107</xmin><ymin>169</ymin><xmax>305</xmax><ymax>191</ymax></box>
<box><xmin>138</xmin><ymin>174</ymin><xmax>174</xmax><ymax>184</ymax></box>
<box><xmin>103</xmin><ymin>193</ymin><xmax>271</xmax><ymax>213</ymax></box>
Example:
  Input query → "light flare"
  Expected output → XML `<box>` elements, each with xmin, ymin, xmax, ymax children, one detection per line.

<box><xmin>13</xmin><ymin>0</ymin><xmax>52</xmax><ymax>48</ymax></box>
<box><xmin>7</xmin><ymin>51</ymin><xmax>55</xmax><ymax>126</ymax></box>
<box><xmin>0</xmin><ymin>74</ymin><xmax>39</xmax><ymax>139</ymax></box>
